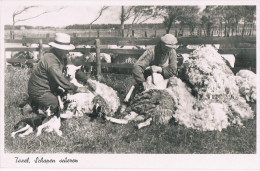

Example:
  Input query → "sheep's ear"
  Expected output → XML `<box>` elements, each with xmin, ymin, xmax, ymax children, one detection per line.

<box><xmin>76</xmin><ymin>65</ymin><xmax>82</xmax><ymax>70</ymax></box>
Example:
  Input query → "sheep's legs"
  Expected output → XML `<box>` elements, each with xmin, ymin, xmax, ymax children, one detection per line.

<box><xmin>136</xmin><ymin>118</ymin><xmax>152</xmax><ymax>129</ymax></box>
<box><xmin>105</xmin><ymin>117</ymin><xmax>128</xmax><ymax>124</ymax></box>
<box><xmin>105</xmin><ymin>111</ymin><xmax>140</xmax><ymax>124</ymax></box>
<box><xmin>60</xmin><ymin>111</ymin><xmax>74</xmax><ymax>119</ymax></box>
<box><xmin>124</xmin><ymin>111</ymin><xmax>138</xmax><ymax>120</ymax></box>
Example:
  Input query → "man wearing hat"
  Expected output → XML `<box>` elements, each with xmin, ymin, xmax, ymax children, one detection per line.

<box><xmin>28</xmin><ymin>33</ymin><xmax>90</xmax><ymax>116</ymax></box>
<box><xmin>132</xmin><ymin>34</ymin><xmax>178</xmax><ymax>92</ymax></box>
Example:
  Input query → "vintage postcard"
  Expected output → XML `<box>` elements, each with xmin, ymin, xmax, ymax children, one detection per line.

<box><xmin>0</xmin><ymin>0</ymin><xmax>259</xmax><ymax>170</ymax></box>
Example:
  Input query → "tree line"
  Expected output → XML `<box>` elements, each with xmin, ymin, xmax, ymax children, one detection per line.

<box><xmin>8</xmin><ymin>5</ymin><xmax>256</xmax><ymax>39</ymax></box>
<box><xmin>117</xmin><ymin>6</ymin><xmax>256</xmax><ymax>37</ymax></box>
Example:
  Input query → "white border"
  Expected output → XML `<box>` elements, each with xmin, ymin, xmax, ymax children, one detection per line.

<box><xmin>1</xmin><ymin>0</ymin><xmax>259</xmax><ymax>170</ymax></box>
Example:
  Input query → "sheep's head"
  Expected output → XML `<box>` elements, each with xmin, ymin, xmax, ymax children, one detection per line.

<box><xmin>89</xmin><ymin>95</ymin><xmax>110</xmax><ymax>120</ymax></box>
<box><xmin>66</xmin><ymin>65</ymin><xmax>82</xmax><ymax>80</ymax></box>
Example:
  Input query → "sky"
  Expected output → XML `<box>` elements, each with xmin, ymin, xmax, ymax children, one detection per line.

<box><xmin>1</xmin><ymin>5</ymin><xmax>206</xmax><ymax>27</ymax></box>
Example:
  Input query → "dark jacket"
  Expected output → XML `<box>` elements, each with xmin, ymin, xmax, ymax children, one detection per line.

<box><xmin>133</xmin><ymin>43</ymin><xmax>178</xmax><ymax>84</ymax></box>
<box><xmin>28</xmin><ymin>50</ymin><xmax>78</xmax><ymax>97</ymax></box>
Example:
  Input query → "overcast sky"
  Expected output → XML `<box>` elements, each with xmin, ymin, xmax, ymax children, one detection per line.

<box><xmin>2</xmin><ymin>5</ymin><xmax>206</xmax><ymax>27</ymax></box>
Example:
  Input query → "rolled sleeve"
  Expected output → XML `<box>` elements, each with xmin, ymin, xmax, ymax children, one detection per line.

<box><xmin>133</xmin><ymin>50</ymin><xmax>154</xmax><ymax>83</ymax></box>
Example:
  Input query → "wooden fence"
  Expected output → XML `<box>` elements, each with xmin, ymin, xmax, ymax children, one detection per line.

<box><xmin>5</xmin><ymin>37</ymin><xmax>256</xmax><ymax>79</ymax></box>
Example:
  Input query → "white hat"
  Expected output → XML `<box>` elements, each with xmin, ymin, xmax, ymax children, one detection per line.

<box><xmin>49</xmin><ymin>33</ymin><xmax>75</xmax><ymax>50</ymax></box>
<box><xmin>160</xmin><ymin>34</ymin><xmax>178</xmax><ymax>48</ymax></box>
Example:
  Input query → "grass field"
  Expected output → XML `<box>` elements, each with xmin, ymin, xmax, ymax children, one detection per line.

<box><xmin>4</xmin><ymin>66</ymin><xmax>256</xmax><ymax>154</ymax></box>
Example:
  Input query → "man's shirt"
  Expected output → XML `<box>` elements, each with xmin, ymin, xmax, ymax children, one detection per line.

<box><xmin>133</xmin><ymin>46</ymin><xmax>178</xmax><ymax>83</ymax></box>
<box><xmin>28</xmin><ymin>51</ymin><xmax>77</xmax><ymax>97</ymax></box>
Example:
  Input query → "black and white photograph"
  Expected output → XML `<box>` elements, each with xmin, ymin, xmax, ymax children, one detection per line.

<box><xmin>0</xmin><ymin>0</ymin><xmax>259</xmax><ymax>170</ymax></box>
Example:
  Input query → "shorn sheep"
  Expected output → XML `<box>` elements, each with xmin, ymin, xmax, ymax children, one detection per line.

<box><xmin>106</xmin><ymin>46</ymin><xmax>255</xmax><ymax>131</ymax></box>
<box><xmin>61</xmin><ymin>64</ymin><xmax>120</xmax><ymax>119</ymax></box>
<box><xmin>105</xmin><ymin>73</ymin><xmax>175</xmax><ymax>129</ymax></box>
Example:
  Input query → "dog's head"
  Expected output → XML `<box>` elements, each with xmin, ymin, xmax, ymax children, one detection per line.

<box><xmin>44</xmin><ymin>106</ymin><xmax>60</xmax><ymax>117</ymax></box>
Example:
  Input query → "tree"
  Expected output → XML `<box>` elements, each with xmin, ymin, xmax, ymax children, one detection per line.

<box><xmin>179</xmin><ymin>6</ymin><xmax>200</xmax><ymax>36</ymax></box>
<box><xmin>126</xmin><ymin>6</ymin><xmax>157</xmax><ymax>37</ymax></box>
<box><xmin>200</xmin><ymin>6</ymin><xmax>219</xmax><ymax>37</ymax></box>
<box><xmin>231</xmin><ymin>6</ymin><xmax>243</xmax><ymax>36</ymax></box>
<box><xmin>119</xmin><ymin>6</ymin><xmax>135</xmax><ymax>37</ymax></box>
<box><xmin>88</xmin><ymin>6</ymin><xmax>109</xmax><ymax>37</ymax></box>
<box><xmin>156</xmin><ymin>6</ymin><xmax>187</xmax><ymax>34</ymax></box>
<box><xmin>11</xmin><ymin>6</ymin><xmax>64</xmax><ymax>39</ymax></box>
<box><xmin>240</xmin><ymin>6</ymin><xmax>256</xmax><ymax>36</ymax></box>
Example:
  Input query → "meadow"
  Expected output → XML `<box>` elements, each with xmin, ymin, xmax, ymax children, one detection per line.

<box><xmin>4</xmin><ymin>66</ymin><xmax>256</xmax><ymax>154</ymax></box>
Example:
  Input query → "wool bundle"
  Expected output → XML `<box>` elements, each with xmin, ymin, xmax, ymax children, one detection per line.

<box><xmin>181</xmin><ymin>47</ymin><xmax>236</xmax><ymax>100</ymax></box>
<box><xmin>165</xmin><ymin>76</ymin><xmax>230</xmax><ymax>131</ymax></box>
<box><xmin>235</xmin><ymin>70</ymin><xmax>256</xmax><ymax>102</ymax></box>
<box><xmin>174</xmin><ymin>46</ymin><xmax>255</xmax><ymax>131</ymax></box>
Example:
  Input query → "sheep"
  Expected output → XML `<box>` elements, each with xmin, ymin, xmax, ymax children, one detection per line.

<box><xmin>68</xmin><ymin>51</ymin><xmax>112</xmax><ymax>66</ymax></box>
<box><xmin>186</xmin><ymin>44</ymin><xmax>219</xmax><ymax>50</ymax></box>
<box><xmin>106</xmin><ymin>89</ymin><xmax>176</xmax><ymax>129</ymax></box>
<box><xmin>107</xmin><ymin>45</ymin><xmax>146</xmax><ymax>50</ymax></box>
<box><xmin>105</xmin><ymin>73</ymin><xmax>173</xmax><ymax>129</ymax></box>
<box><xmin>65</xmin><ymin>65</ymin><xmax>84</xmax><ymax>87</ymax></box>
<box><xmin>87</xmin><ymin>52</ymin><xmax>112</xmax><ymax>63</ymax></box>
<box><xmin>61</xmin><ymin>64</ymin><xmax>120</xmax><ymax>119</ymax></box>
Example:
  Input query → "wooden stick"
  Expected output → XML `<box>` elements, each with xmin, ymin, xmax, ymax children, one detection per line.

<box><xmin>124</xmin><ymin>85</ymin><xmax>135</xmax><ymax>103</ymax></box>
<box><xmin>105</xmin><ymin>116</ymin><xmax>128</xmax><ymax>124</ymax></box>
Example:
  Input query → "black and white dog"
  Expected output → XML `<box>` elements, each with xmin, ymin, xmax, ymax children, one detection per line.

<box><xmin>11</xmin><ymin>114</ymin><xmax>47</xmax><ymax>138</ymax></box>
<box><xmin>12</xmin><ymin>99</ymin><xmax>63</xmax><ymax>138</ymax></box>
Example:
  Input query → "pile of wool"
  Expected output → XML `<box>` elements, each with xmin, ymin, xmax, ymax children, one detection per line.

<box><xmin>66</xmin><ymin>79</ymin><xmax>120</xmax><ymax>117</ymax></box>
<box><xmin>174</xmin><ymin>46</ymin><xmax>254</xmax><ymax>131</ymax></box>
<box><xmin>180</xmin><ymin>46</ymin><xmax>236</xmax><ymax>100</ymax></box>
<box><xmin>165</xmin><ymin>76</ymin><xmax>230</xmax><ymax>131</ymax></box>
<box><xmin>235</xmin><ymin>70</ymin><xmax>256</xmax><ymax>102</ymax></box>
<box><xmin>125</xmin><ymin>89</ymin><xmax>176</xmax><ymax>124</ymax></box>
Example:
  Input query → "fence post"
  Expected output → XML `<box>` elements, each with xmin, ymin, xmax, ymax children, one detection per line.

<box><xmin>97</xmin><ymin>30</ymin><xmax>100</xmax><ymax>38</ymax></box>
<box><xmin>132</xmin><ymin>30</ymin><xmax>135</xmax><ymax>37</ymax></box>
<box><xmin>95</xmin><ymin>39</ymin><xmax>102</xmax><ymax>81</ymax></box>
<box><xmin>38</xmin><ymin>39</ymin><xmax>43</xmax><ymax>60</ymax></box>
<box><xmin>144</xmin><ymin>30</ymin><xmax>147</xmax><ymax>38</ymax></box>
<box><xmin>10</xmin><ymin>31</ymin><xmax>14</xmax><ymax>39</ymax></box>
<box><xmin>154</xmin><ymin>30</ymin><xmax>157</xmax><ymax>37</ymax></box>
<box><xmin>22</xmin><ymin>35</ymin><xmax>27</xmax><ymax>46</ymax></box>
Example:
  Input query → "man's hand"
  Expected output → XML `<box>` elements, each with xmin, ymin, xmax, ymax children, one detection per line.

<box><xmin>86</xmin><ymin>80</ymin><xmax>96</xmax><ymax>93</ymax></box>
<box><xmin>76</xmin><ymin>87</ymin><xmax>90</xmax><ymax>93</ymax></box>
<box><xmin>150</xmin><ymin>65</ymin><xmax>162</xmax><ymax>73</ymax></box>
